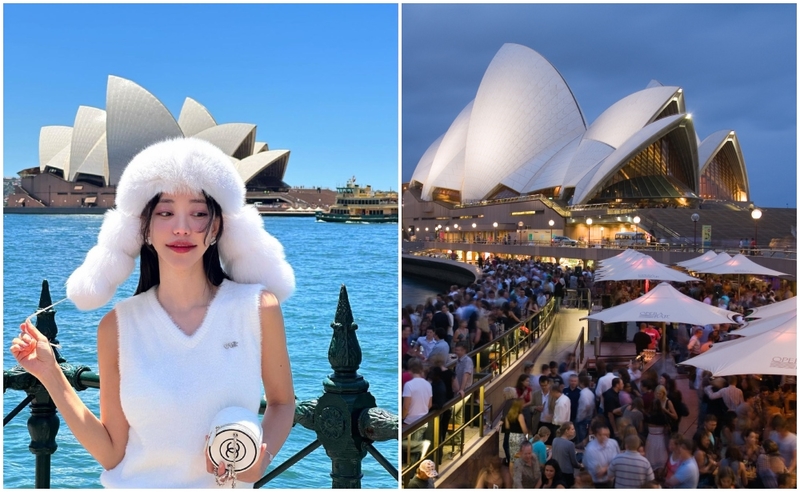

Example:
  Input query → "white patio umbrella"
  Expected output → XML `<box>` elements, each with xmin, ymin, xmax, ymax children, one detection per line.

<box><xmin>597</xmin><ymin>249</ymin><xmax>645</xmax><ymax>267</ymax></box>
<box><xmin>594</xmin><ymin>255</ymin><xmax>698</xmax><ymax>283</ymax></box>
<box><xmin>582</xmin><ymin>282</ymin><xmax>740</xmax><ymax>325</ymax></box>
<box><xmin>681</xmin><ymin>326</ymin><xmax>796</xmax><ymax>377</ymax></box>
<box><xmin>748</xmin><ymin>298</ymin><xmax>798</xmax><ymax>319</ymax></box>
<box><xmin>689</xmin><ymin>252</ymin><xmax>732</xmax><ymax>272</ymax></box>
<box><xmin>675</xmin><ymin>250</ymin><xmax>717</xmax><ymax>269</ymax></box>
<box><xmin>695</xmin><ymin>254</ymin><xmax>790</xmax><ymax>277</ymax></box>
<box><xmin>734</xmin><ymin>312</ymin><xmax>796</xmax><ymax>337</ymax></box>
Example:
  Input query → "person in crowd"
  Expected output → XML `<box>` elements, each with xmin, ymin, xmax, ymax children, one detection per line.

<box><xmin>768</xmin><ymin>414</ymin><xmax>797</xmax><ymax>473</ymax></box>
<box><xmin>403</xmin><ymin>358</ymin><xmax>432</xmax><ymax>426</ymax></box>
<box><xmin>531</xmin><ymin>426</ymin><xmax>551</xmax><ymax>468</ymax></box>
<box><xmin>551</xmin><ymin>385</ymin><xmax>572</xmax><ymax>427</ymax></box>
<box><xmin>575</xmin><ymin>373</ymin><xmax>595</xmax><ymax>447</ymax></box>
<box><xmin>407</xmin><ymin>459</ymin><xmax>437</xmax><ymax>489</ymax></box>
<box><xmin>504</xmin><ymin>398</ymin><xmax>530</xmax><ymax>463</ymax></box>
<box><xmin>516</xmin><ymin>374</ymin><xmax>533</xmax><ymax>405</ymax></box>
<box><xmin>531</xmin><ymin>376</ymin><xmax>551</xmax><ymax>442</ymax></box>
<box><xmin>539</xmin><ymin>459</ymin><xmax>567</xmax><ymax>489</ymax></box>
<box><xmin>602</xmin><ymin>378</ymin><xmax>623</xmax><ymax>438</ymax></box>
<box><xmin>757</xmin><ymin>439</ymin><xmax>786</xmax><ymax>489</ymax></box>
<box><xmin>621</xmin><ymin>397</ymin><xmax>645</xmax><ymax>441</ymax></box>
<box><xmin>686</xmin><ymin>328</ymin><xmax>704</xmax><ymax>389</ymax></box>
<box><xmin>551</xmin><ymin>422</ymin><xmax>582</xmax><ymax>488</ymax></box>
<box><xmin>633</xmin><ymin>323</ymin><xmax>653</xmax><ymax>355</ymax></box>
<box><xmin>563</xmin><ymin>374</ymin><xmax>582</xmax><ymax>425</ymax></box>
<box><xmin>475</xmin><ymin>456</ymin><xmax>510</xmax><ymax>489</ymax></box>
<box><xmin>643</xmin><ymin>384</ymin><xmax>673</xmax><ymax>475</ymax></box>
<box><xmin>714</xmin><ymin>465</ymin><xmax>736</xmax><ymax>489</ymax></box>
<box><xmin>694</xmin><ymin>430</ymin><xmax>718</xmax><ymax>488</ymax></box>
<box><xmin>662</xmin><ymin>433</ymin><xmax>684</xmax><ymax>483</ymax></box>
<box><xmin>705</xmin><ymin>375</ymin><xmax>744</xmax><ymax>413</ymax></box>
<box><xmin>582</xmin><ymin>423</ymin><xmax>619</xmax><ymax>488</ymax></box>
<box><xmin>664</xmin><ymin>437</ymin><xmax>699</xmax><ymax>488</ymax></box>
<box><xmin>426</xmin><ymin>353</ymin><xmax>454</xmax><ymax>459</ymax></box>
<box><xmin>719</xmin><ymin>444</ymin><xmax>748</xmax><ymax>488</ymax></box>
<box><xmin>513</xmin><ymin>441</ymin><xmax>542</xmax><ymax>488</ymax></box>
<box><xmin>607</xmin><ymin>435</ymin><xmax>654</xmax><ymax>489</ymax></box>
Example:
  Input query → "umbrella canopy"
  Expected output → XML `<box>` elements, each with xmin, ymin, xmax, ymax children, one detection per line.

<box><xmin>597</xmin><ymin>249</ymin><xmax>645</xmax><ymax>267</ymax></box>
<box><xmin>681</xmin><ymin>327</ymin><xmax>796</xmax><ymax>377</ymax></box>
<box><xmin>748</xmin><ymin>298</ymin><xmax>797</xmax><ymax>319</ymax></box>
<box><xmin>734</xmin><ymin>312</ymin><xmax>796</xmax><ymax>337</ymax></box>
<box><xmin>595</xmin><ymin>255</ymin><xmax>698</xmax><ymax>282</ymax></box>
<box><xmin>675</xmin><ymin>250</ymin><xmax>717</xmax><ymax>269</ymax></box>
<box><xmin>694</xmin><ymin>254</ymin><xmax>789</xmax><ymax>277</ymax></box>
<box><xmin>689</xmin><ymin>252</ymin><xmax>732</xmax><ymax>272</ymax></box>
<box><xmin>582</xmin><ymin>282</ymin><xmax>740</xmax><ymax>325</ymax></box>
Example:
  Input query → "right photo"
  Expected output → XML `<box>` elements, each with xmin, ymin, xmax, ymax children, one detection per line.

<box><xmin>401</xmin><ymin>4</ymin><xmax>797</xmax><ymax>489</ymax></box>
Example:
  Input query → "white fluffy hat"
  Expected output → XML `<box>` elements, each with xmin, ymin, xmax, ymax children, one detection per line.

<box><xmin>66</xmin><ymin>137</ymin><xmax>295</xmax><ymax>310</ymax></box>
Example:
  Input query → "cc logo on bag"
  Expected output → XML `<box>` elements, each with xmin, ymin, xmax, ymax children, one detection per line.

<box><xmin>223</xmin><ymin>439</ymin><xmax>242</xmax><ymax>461</ymax></box>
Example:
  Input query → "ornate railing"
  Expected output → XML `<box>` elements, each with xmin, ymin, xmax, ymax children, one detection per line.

<box><xmin>4</xmin><ymin>280</ymin><xmax>398</xmax><ymax>488</ymax></box>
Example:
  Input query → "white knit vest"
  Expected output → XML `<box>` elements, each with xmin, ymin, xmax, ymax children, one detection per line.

<box><xmin>101</xmin><ymin>280</ymin><xmax>263</xmax><ymax>488</ymax></box>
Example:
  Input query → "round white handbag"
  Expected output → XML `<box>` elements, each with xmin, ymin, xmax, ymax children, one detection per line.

<box><xmin>207</xmin><ymin>406</ymin><xmax>263</xmax><ymax>474</ymax></box>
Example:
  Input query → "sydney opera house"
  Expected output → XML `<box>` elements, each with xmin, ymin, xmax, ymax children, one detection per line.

<box><xmin>404</xmin><ymin>43</ymin><xmax>754</xmax><ymax>245</ymax></box>
<box><xmin>7</xmin><ymin>76</ymin><xmax>290</xmax><ymax>210</ymax></box>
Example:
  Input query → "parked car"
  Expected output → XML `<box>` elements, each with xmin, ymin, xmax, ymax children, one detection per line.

<box><xmin>552</xmin><ymin>235</ymin><xmax>578</xmax><ymax>246</ymax></box>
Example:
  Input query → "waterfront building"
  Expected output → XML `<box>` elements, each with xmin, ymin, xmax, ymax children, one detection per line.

<box><xmin>7</xmin><ymin>76</ymin><xmax>291</xmax><ymax>210</ymax></box>
<box><xmin>403</xmin><ymin>43</ymin><xmax>792</xmax><ymax>251</ymax></box>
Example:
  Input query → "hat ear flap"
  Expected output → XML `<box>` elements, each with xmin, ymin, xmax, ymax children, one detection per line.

<box><xmin>218</xmin><ymin>205</ymin><xmax>295</xmax><ymax>302</ymax></box>
<box><xmin>66</xmin><ymin>209</ymin><xmax>142</xmax><ymax>310</ymax></box>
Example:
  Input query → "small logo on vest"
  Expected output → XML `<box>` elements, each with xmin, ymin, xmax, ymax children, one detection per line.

<box><xmin>224</xmin><ymin>341</ymin><xmax>238</xmax><ymax>349</ymax></box>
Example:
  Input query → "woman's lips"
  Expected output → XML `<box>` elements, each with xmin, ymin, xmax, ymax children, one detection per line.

<box><xmin>166</xmin><ymin>243</ymin><xmax>196</xmax><ymax>254</ymax></box>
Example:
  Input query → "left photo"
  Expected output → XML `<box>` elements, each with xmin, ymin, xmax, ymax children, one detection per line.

<box><xmin>3</xmin><ymin>4</ymin><xmax>399</xmax><ymax>488</ymax></box>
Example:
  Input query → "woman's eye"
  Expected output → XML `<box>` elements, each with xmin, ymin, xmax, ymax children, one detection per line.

<box><xmin>156</xmin><ymin>211</ymin><xmax>172</xmax><ymax>217</ymax></box>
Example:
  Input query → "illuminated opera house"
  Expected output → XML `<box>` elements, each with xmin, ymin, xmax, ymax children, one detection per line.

<box><xmin>8</xmin><ymin>76</ymin><xmax>290</xmax><ymax>209</ymax></box>
<box><xmin>404</xmin><ymin>43</ymin><xmax>754</xmax><ymax>245</ymax></box>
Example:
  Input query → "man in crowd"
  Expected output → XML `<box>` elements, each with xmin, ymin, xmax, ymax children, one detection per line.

<box><xmin>583</xmin><ymin>423</ymin><xmax>620</xmax><ymax>488</ymax></box>
<box><xmin>704</xmin><ymin>375</ymin><xmax>744</xmax><ymax>413</ymax></box>
<box><xmin>665</xmin><ymin>437</ymin><xmax>699</xmax><ymax>488</ymax></box>
<box><xmin>603</xmin><ymin>378</ymin><xmax>623</xmax><ymax>438</ymax></box>
<box><xmin>575</xmin><ymin>374</ymin><xmax>596</xmax><ymax>446</ymax></box>
<box><xmin>686</xmin><ymin>327</ymin><xmax>704</xmax><ymax>389</ymax></box>
<box><xmin>416</xmin><ymin>326</ymin><xmax>438</xmax><ymax>361</ymax></box>
<box><xmin>633</xmin><ymin>323</ymin><xmax>653</xmax><ymax>355</ymax></box>
<box><xmin>551</xmin><ymin>384</ymin><xmax>572</xmax><ymax>427</ymax></box>
<box><xmin>406</xmin><ymin>459</ymin><xmax>437</xmax><ymax>488</ymax></box>
<box><xmin>530</xmin><ymin>376</ymin><xmax>550</xmax><ymax>441</ymax></box>
<box><xmin>402</xmin><ymin>359</ymin><xmax>431</xmax><ymax>425</ymax></box>
<box><xmin>562</xmin><ymin>373</ymin><xmax>581</xmax><ymax>424</ymax></box>
<box><xmin>513</xmin><ymin>441</ymin><xmax>541</xmax><ymax>488</ymax></box>
<box><xmin>607</xmin><ymin>435</ymin><xmax>654</xmax><ymax>488</ymax></box>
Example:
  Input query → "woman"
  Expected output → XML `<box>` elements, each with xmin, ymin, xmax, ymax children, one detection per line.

<box><xmin>740</xmin><ymin>428</ymin><xmax>765</xmax><ymax>464</ymax></box>
<box><xmin>516</xmin><ymin>374</ymin><xmax>533</xmax><ymax>404</ymax></box>
<box><xmin>550</xmin><ymin>422</ymin><xmax>581</xmax><ymax>488</ymax></box>
<box><xmin>720</xmin><ymin>444</ymin><xmax>748</xmax><ymax>488</ymax></box>
<box><xmin>11</xmin><ymin>138</ymin><xmax>295</xmax><ymax>487</ymax></box>
<box><xmin>539</xmin><ymin>459</ymin><xmax>566</xmax><ymax>489</ymax></box>
<box><xmin>644</xmin><ymin>385</ymin><xmax>674</xmax><ymax>474</ymax></box>
<box><xmin>694</xmin><ymin>431</ymin><xmax>719</xmax><ymax>488</ymax></box>
<box><xmin>427</xmin><ymin>353</ymin><xmax>454</xmax><ymax>452</ymax></box>
<box><xmin>622</xmin><ymin>397</ymin><xmax>645</xmax><ymax>441</ymax></box>
<box><xmin>531</xmin><ymin>426</ymin><xmax>551</xmax><ymax>467</ymax></box>
<box><xmin>453</xmin><ymin>319</ymin><xmax>470</xmax><ymax>351</ymax></box>
<box><xmin>504</xmin><ymin>398</ymin><xmax>530</xmax><ymax>462</ymax></box>
<box><xmin>475</xmin><ymin>456</ymin><xmax>510</xmax><ymax>489</ymax></box>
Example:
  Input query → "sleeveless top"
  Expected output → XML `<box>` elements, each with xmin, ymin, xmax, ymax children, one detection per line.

<box><xmin>101</xmin><ymin>280</ymin><xmax>264</xmax><ymax>488</ymax></box>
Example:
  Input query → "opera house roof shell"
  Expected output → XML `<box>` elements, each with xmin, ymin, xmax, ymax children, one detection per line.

<box><xmin>410</xmin><ymin>43</ymin><xmax>749</xmax><ymax>206</ymax></box>
<box><xmin>38</xmin><ymin>75</ymin><xmax>289</xmax><ymax>188</ymax></box>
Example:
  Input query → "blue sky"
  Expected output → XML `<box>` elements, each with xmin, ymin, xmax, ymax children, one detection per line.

<box><xmin>4</xmin><ymin>4</ymin><xmax>398</xmax><ymax>191</ymax></box>
<box><xmin>403</xmin><ymin>4</ymin><xmax>797</xmax><ymax>207</ymax></box>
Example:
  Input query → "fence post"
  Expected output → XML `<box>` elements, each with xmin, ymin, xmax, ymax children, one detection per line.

<box><xmin>314</xmin><ymin>285</ymin><xmax>376</xmax><ymax>488</ymax></box>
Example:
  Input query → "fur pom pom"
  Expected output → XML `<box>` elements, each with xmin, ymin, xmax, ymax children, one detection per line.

<box><xmin>219</xmin><ymin>206</ymin><xmax>295</xmax><ymax>302</ymax></box>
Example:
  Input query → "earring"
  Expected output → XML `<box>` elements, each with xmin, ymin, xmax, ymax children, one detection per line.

<box><xmin>145</xmin><ymin>237</ymin><xmax>152</xmax><ymax>245</ymax></box>
<box><xmin>210</xmin><ymin>238</ymin><xmax>217</xmax><ymax>246</ymax></box>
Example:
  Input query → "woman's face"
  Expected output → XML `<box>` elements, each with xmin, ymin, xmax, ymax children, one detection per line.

<box><xmin>700</xmin><ymin>433</ymin><xmax>711</xmax><ymax>448</ymax></box>
<box><xmin>719</xmin><ymin>476</ymin><xmax>733</xmax><ymax>488</ymax></box>
<box><xmin>544</xmin><ymin>465</ymin><xmax>555</xmax><ymax>480</ymax></box>
<box><xmin>565</xmin><ymin>425</ymin><xmax>575</xmax><ymax>440</ymax></box>
<box><xmin>658</xmin><ymin>375</ymin><xmax>666</xmax><ymax>386</ymax></box>
<box><xmin>656</xmin><ymin>388</ymin><xmax>666</xmax><ymax>400</ymax></box>
<box><xmin>149</xmin><ymin>192</ymin><xmax>219</xmax><ymax>272</ymax></box>
<box><xmin>746</xmin><ymin>431</ymin><xmax>758</xmax><ymax>446</ymax></box>
<box><xmin>522</xmin><ymin>378</ymin><xmax>530</xmax><ymax>388</ymax></box>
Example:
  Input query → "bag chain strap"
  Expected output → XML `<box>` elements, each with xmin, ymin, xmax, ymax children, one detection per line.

<box><xmin>209</xmin><ymin>426</ymin><xmax>239</xmax><ymax>488</ymax></box>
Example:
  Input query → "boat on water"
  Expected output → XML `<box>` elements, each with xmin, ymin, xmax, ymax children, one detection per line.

<box><xmin>316</xmin><ymin>177</ymin><xmax>398</xmax><ymax>223</ymax></box>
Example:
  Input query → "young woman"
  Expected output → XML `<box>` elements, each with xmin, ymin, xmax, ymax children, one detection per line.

<box><xmin>550</xmin><ymin>422</ymin><xmax>581</xmax><ymax>488</ymax></box>
<box><xmin>11</xmin><ymin>138</ymin><xmax>295</xmax><ymax>487</ymax></box>
<box><xmin>538</xmin><ymin>459</ymin><xmax>566</xmax><ymax>489</ymax></box>
<box><xmin>504</xmin><ymin>398</ymin><xmax>530</xmax><ymax>462</ymax></box>
<box><xmin>531</xmin><ymin>426</ymin><xmax>551</xmax><ymax>467</ymax></box>
<box><xmin>475</xmin><ymin>456</ymin><xmax>510</xmax><ymax>489</ymax></box>
<box><xmin>695</xmin><ymin>431</ymin><xmax>719</xmax><ymax>488</ymax></box>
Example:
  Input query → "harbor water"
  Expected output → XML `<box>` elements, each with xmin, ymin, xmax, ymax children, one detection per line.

<box><xmin>3</xmin><ymin>215</ymin><xmax>398</xmax><ymax>488</ymax></box>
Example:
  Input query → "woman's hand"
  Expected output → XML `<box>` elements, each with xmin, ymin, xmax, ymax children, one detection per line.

<box><xmin>205</xmin><ymin>440</ymin><xmax>270</xmax><ymax>484</ymax></box>
<box><xmin>10</xmin><ymin>320</ymin><xmax>59</xmax><ymax>380</ymax></box>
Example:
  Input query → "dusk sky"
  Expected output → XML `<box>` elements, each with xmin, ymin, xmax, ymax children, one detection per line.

<box><xmin>4</xmin><ymin>4</ymin><xmax>398</xmax><ymax>191</ymax></box>
<box><xmin>402</xmin><ymin>4</ymin><xmax>797</xmax><ymax>207</ymax></box>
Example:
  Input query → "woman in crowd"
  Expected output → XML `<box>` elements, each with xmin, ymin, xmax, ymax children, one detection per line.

<box><xmin>719</xmin><ymin>444</ymin><xmax>748</xmax><ymax>488</ymax></box>
<box><xmin>550</xmin><ymin>422</ymin><xmax>581</xmax><ymax>488</ymax></box>
<box><xmin>475</xmin><ymin>456</ymin><xmax>510</xmax><ymax>489</ymax></box>
<box><xmin>504</xmin><ymin>398</ymin><xmax>529</xmax><ymax>463</ymax></box>
<box><xmin>531</xmin><ymin>426</ymin><xmax>551</xmax><ymax>467</ymax></box>
<box><xmin>427</xmin><ymin>353</ymin><xmax>454</xmax><ymax>452</ymax></box>
<box><xmin>644</xmin><ymin>384</ymin><xmax>674</xmax><ymax>474</ymax></box>
<box><xmin>694</xmin><ymin>430</ymin><xmax>719</xmax><ymax>488</ymax></box>
<box><xmin>539</xmin><ymin>459</ymin><xmax>566</xmax><ymax>489</ymax></box>
<box><xmin>516</xmin><ymin>374</ymin><xmax>533</xmax><ymax>405</ymax></box>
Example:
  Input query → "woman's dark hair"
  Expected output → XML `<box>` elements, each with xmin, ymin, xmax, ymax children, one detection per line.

<box><xmin>543</xmin><ymin>459</ymin><xmax>564</xmax><ymax>484</ymax></box>
<box><xmin>134</xmin><ymin>192</ymin><xmax>229</xmax><ymax>295</ymax></box>
<box><xmin>515</xmin><ymin>374</ymin><xmax>528</xmax><ymax>392</ymax></box>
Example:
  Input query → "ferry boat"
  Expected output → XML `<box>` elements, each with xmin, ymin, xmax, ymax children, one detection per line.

<box><xmin>315</xmin><ymin>177</ymin><xmax>398</xmax><ymax>223</ymax></box>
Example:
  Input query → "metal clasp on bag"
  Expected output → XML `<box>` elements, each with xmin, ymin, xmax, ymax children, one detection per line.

<box><xmin>208</xmin><ymin>426</ymin><xmax>239</xmax><ymax>488</ymax></box>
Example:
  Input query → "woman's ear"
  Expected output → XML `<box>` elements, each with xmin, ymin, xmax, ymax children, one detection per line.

<box><xmin>210</xmin><ymin>216</ymin><xmax>221</xmax><ymax>245</ymax></box>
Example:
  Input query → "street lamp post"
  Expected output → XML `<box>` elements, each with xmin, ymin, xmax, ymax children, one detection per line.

<box><xmin>518</xmin><ymin>221</ymin><xmax>524</xmax><ymax>245</ymax></box>
<box><xmin>751</xmin><ymin>208</ymin><xmax>762</xmax><ymax>255</ymax></box>
<box><xmin>633</xmin><ymin>216</ymin><xmax>640</xmax><ymax>248</ymax></box>
<box><xmin>586</xmin><ymin>218</ymin><xmax>592</xmax><ymax>247</ymax></box>
<box><xmin>492</xmin><ymin>222</ymin><xmax>498</xmax><ymax>243</ymax></box>
<box><xmin>691</xmin><ymin>213</ymin><xmax>700</xmax><ymax>252</ymax></box>
<box><xmin>548</xmin><ymin>219</ymin><xmax>554</xmax><ymax>244</ymax></box>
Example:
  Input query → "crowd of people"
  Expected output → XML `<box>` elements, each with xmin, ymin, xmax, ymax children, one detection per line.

<box><xmin>402</xmin><ymin>255</ymin><xmax>796</xmax><ymax>488</ymax></box>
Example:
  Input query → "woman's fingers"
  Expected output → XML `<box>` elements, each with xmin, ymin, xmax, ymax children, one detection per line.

<box><xmin>22</xmin><ymin>320</ymin><xmax>48</xmax><ymax>342</ymax></box>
